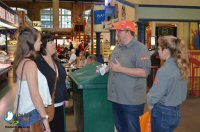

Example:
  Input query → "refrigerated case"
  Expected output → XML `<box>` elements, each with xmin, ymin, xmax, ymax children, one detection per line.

<box><xmin>0</xmin><ymin>1</ymin><xmax>18</xmax><ymax>82</ymax></box>
<box><xmin>7</xmin><ymin>40</ymin><xmax>17</xmax><ymax>61</ymax></box>
<box><xmin>0</xmin><ymin>61</ymin><xmax>12</xmax><ymax>81</ymax></box>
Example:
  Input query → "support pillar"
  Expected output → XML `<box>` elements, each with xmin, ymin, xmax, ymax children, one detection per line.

<box><xmin>53</xmin><ymin>0</ymin><xmax>59</xmax><ymax>32</ymax></box>
<box><xmin>110</xmin><ymin>29</ymin><xmax>116</xmax><ymax>46</ymax></box>
<box><xmin>137</xmin><ymin>21</ymin><xmax>149</xmax><ymax>44</ymax></box>
<box><xmin>91</xmin><ymin>8</ymin><xmax>94</xmax><ymax>54</ymax></box>
<box><xmin>96</xmin><ymin>32</ymin><xmax>101</xmax><ymax>61</ymax></box>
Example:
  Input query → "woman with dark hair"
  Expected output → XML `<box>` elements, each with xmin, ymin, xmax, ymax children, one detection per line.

<box><xmin>13</xmin><ymin>27</ymin><xmax>51</xmax><ymax>131</ymax></box>
<box><xmin>147</xmin><ymin>35</ymin><xmax>190</xmax><ymax>132</ymax></box>
<box><xmin>35</xmin><ymin>33</ymin><xmax>69</xmax><ymax>132</ymax></box>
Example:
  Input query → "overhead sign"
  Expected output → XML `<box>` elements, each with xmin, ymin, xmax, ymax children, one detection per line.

<box><xmin>0</xmin><ymin>7</ymin><xmax>5</xmax><ymax>19</ymax></box>
<box><xmin>105</xmin><ymin>6</ymin><xmax>116</xmax><ymax>21</ymax></box>
<box><xmin>0</xmin><ymin>7</ymin><xmax>15</xmax><ymax>24</ymax></box>
<box><xmin>6</xmin><ymin>11</ymin><xmax>14</xmax><ymax>24</ymax></box>
<box><xmin>94</xmin><ymin>10</ymin><xmax>105</xmax><ymax>25</ymax></box>
<box><xmin>138</xmin><ymin>6</ymin><xmax>200</xmax><ymax>21</ymax></box>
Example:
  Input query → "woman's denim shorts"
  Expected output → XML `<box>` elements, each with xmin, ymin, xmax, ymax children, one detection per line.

<box><xmin>15</xmin><ymin>109</ymin><xmax>41</xmax><ymax>127</ymax></box>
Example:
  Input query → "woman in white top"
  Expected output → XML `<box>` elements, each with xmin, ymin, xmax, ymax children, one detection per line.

<box><xmin>68</xmin><ymin>48</ymin><xmax>76</xmax><ymax>64</ymax></box>
<box><xmin>13</xmin><ymin>27</ymin><xmax>51</xmax><ymax>132</ymax></box>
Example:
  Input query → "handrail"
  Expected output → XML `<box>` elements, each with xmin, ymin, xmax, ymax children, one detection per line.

<box><xmin>188</xmin><ymin>50</ymin><xmax>200</xmax><ymax>96</ymax></box>
<box><xmin>189</xmin><ymin>54</ymin><xmax>200</xmax><ymax>66</ymax></box>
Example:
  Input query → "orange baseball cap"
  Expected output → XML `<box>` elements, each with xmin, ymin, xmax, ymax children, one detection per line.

<box><xmin>113</xmin><ymin>20</ymin><xmax>137</xmax><ymax>32</ymax></box>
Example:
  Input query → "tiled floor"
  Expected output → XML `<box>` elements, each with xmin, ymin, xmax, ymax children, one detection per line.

<box><xmin>0</xmin><ymin>73</ymin><xmax>200</xmax><ymax>132</ymax></box>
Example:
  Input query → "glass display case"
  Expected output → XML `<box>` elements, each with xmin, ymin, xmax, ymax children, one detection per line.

<box><xmin>8</xmin><ymin>40</ymin><xmax>17</xmax><ymax>62</ymax></box>
<box><xmin>0</xmin><ymin>51</ymin><xmax>12</xmax><ymax>81</ymax></box>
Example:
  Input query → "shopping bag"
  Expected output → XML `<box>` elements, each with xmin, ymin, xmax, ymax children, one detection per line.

<box><xmin>140</xmin><ymin>112</ymin><xmax>152</xmax><ymax>132</ymax></box>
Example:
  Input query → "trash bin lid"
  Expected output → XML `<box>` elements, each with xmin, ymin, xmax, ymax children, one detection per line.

<box><xmin>69</xmin><ymin>62</ymin><xmax>108</xmax><ymax>89</ymax></box>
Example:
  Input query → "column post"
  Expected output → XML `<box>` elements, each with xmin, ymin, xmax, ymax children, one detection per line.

<box><xmin>53</xmin><ymin>0</ymin><xmax>59</xmax><ymax>32</ymax></box>
<box><xmin>96</xmin><ymin>32</ymin><xmax>101</xmax><ymax>61</ymax></box>
<box><xmin>137</xmin><ymin>21</ymin><xmax>149</xmax><ymax>44</ymax></box>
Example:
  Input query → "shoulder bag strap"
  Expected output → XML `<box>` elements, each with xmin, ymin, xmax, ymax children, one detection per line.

<box><xmin>15</xmin><ymin>59</ymin><xmax>31</xmax><ymax>115</ymax></box>
<box><xmin>51</xmin><ymin>61</ymin><xmax>58</xmax><ymax>103</ymax></box>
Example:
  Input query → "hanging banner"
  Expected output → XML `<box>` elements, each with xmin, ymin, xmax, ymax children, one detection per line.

<box><xmin>94</xmin><ymin>4</ymin><xmax>108</xmax><ymax>32</ymax></box>
<box><xmin>94</xmin><ymin>10</ymin><xmax>105</xmax><ymax>25</ymax></box>
<box><xmin>105</xmin><ymin>6</ymin><xmax>116</xmax><ymax>21</ymax></box>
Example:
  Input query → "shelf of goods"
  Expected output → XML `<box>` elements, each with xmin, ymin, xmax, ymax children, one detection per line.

<box><xmin>89</xmin><ymin>34</ymin><xmax>103</xmax><ymax>54</ymax></box>
<box><xmin>101</xmin><ymin>41</ymin><xmax>111</xmax><ymax>62</ymax></box>
<box><xmin>8</xmin><ymin>40</ymin><xmax>17</xmax><ymax>62</ymax></box>
<box><xmin>74</xmin><ymin>33</ymin><xmax>84</xmax><ymax>42</ymax></box>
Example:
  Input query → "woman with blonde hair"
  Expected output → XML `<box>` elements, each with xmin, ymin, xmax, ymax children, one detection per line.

<box><xmin>13</xmin><ymin>27</ymin><xmax>51</xmax><ymax>132</ymax></box>
<box><xmin>147</xmin><ymin>35</ymin><xmax>190</xmax><ymax>132</ymax></box>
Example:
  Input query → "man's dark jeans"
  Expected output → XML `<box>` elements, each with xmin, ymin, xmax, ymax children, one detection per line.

<box><xmin>112</xmin><ymin>102</ymin><xmax>144</xmax><ymax>132</ymax></box>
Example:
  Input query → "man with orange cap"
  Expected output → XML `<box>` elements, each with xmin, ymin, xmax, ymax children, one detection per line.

<box><xmin>108</xmin><ymin>20</ymin><xmax>151</xmax><ymax>132</ymax></box>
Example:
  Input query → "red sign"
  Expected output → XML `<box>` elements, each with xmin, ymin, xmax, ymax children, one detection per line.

<box><xmin>0</xmin><ymin>7</ymin><xmax>5</xmax><ymax>19</ymax></box>
<box><xmin>6</xmin><ymin>11</ymin><xmax>14</xmax><ymax>24</ymax></box>
<box><xmin>0</xmin><ymin>6</ymin><xmax>15</xmax><ymax>24</ymax></box>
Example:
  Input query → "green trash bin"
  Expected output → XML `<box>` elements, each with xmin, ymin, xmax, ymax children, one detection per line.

<box><xmin>69</xmin><ymin>62</ymin><xmax>114</xmax><ymax>132</ymax></box>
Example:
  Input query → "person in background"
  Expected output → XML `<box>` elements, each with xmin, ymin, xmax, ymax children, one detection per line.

<box><xmin>147</xmin><ymin>47</ymin><xmax>161</xmax><ymax>87</ymax></box>
<box><xmin>69</xmin><ymin>41</ymin><xmax>74</xmax><ymax>51</ymax></box>
<box><xmin>108</xmin><ymin>20</ymin><xmax>151</xmax><ymax>132</ymax></box>
<box><xmin>57</xmin><ymin>44</ymin><xmax>63</xmax><ymax>54</ymax></box>
<box><xmin>147</xmin><ymin>36</ymin><xmax>190</xmax><ymax>132</ymax></box>
<box><xmin>76</xmin><ymin>51</ymin><xmax>86</xmax><ymax>68</ymax></box>
<box><xmin>79</xmin><ymin>40</ymin><xmax>85</xmax><ymax>52</ymax></box>
<box><xmin>68</xmin><ymin>49</ymin><xmax>77</xmax><ymax>65</ymax></box>
<box><xmin>35</xmin><ymin>33</ymin><xmax>70</xmax><ymax>132</ymax></box>
<box><xmin>13</xmin><ymin>27</ymin><xmax>51</xmax><ymax>131</ymax></box>
<box><xmin>151</xmin><ymin>47</ymin><xmax>160</xmax><ymax>67</ymax></box>
<box><xmin>76</xmin><ymin>40</ymin><xmax>84</xmax><ymax>56</ymax></box>
<box><xmin>86</xmin><ymin>54</ymin><xmax>97</xmax><ymax>65</ymax></box>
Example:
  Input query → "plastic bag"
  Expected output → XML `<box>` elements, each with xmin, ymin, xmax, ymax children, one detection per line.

<box><xmin>140</xmin><ymin>112</ymin><xmax>152</xmax><ymax>132</ymax></box>
<box><xmin>96</xmin><ymin>63</ymin><xmax>108</xmax><ymax>76</ymax></box>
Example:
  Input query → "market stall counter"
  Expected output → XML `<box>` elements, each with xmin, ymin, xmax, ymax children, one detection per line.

<box><xmin>0</xmin><ymin>63</ymin><xmax>12</xmax><ymax>81</ymax></box>
<box><xmin>69</xmin><ymin>62</ymin><xmax>114</xmax><ymax>132</ymax></box>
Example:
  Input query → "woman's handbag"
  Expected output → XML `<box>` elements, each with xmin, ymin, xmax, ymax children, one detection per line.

<box><xmin>140</xmin><ymin>111</ymin><xmax>152</xmax><ymax>132</ymax></box>
<box><xmin>45</xmin><ymin>61</ymin><xmax>58</xmax><ymax>122</ymax></box>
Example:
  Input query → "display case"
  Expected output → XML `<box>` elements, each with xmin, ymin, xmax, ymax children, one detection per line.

<box><xmin>74</xmin><ymin>32</ymin><xmax>84</xmax><ymax>42</ymax></box>
<box><xmin>8</xmin><ymin>40</ymin><xmax>17</xmax><ymax>62</ymax></box>
<box><xmin>101</xmin><ymin>41</ymin><xmax>110</xmax><ymax>62</ymax></box>
<box><xmin>89</xmin><ymin>34</ymin><xmax>103</xmax><ymax>54</ymax></box>
<box><xmin>0</xmin><ymin>60</ymin><xmax>12</xmax><ymax>81</ymax></box>
<box><xmin>0</xmin><ymin>50</ymin><xmax>12</xmax><ymax>81</ymax></box>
